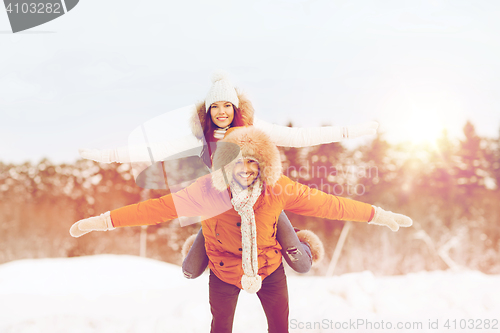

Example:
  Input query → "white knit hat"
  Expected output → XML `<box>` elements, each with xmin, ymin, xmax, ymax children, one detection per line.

<box><xmin>204</xmin><ymin>70</ymin><xmax>239</xmax><ymax>111</ymax></box>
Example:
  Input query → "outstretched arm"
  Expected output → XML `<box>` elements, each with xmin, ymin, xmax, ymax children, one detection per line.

<box><xmin>69</xmin><ymin>175</ymin><xmax>228</xmax><ymax>237</ymax></box>
<box><xmin>254</xmin><ymin>117</ymin><xmax>378</xmax><ymax>148</ymax></box>
<box><xmin>69</xmin><ymin>193</ymin><xmax>182</xmax><ymax>238</ymax></box>
<box><xmin>280</xmin><ymin>176</ymin><xmax>412</xmax><ymax>231</ymax></box>
<box><xmin>79</xmin><ymin>134</ymin><xmax>203</xmax><ymax>163</ymax></box>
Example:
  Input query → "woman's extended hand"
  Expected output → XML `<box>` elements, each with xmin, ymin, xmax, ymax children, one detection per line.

<box><xmin>344</xmin><ymin>121</ymin><xmax>379</xmax><ymax>139</ymax></box>
<box><xmin>79</xmin><ymin>148</ymin><xmax>120</xmax><ymax>163</ymax></box>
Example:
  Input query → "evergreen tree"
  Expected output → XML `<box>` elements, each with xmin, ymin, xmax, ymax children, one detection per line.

<box><xmin>355</xmin><ymin>132</ymin><xmax>395</xmax><ymax>204</ymax></box>
<box><xmin>486</xmin><ymin>126</ymin><xmax>500</xmax><ymax>190</ymax></box>
<box><xmin>454</xmin><ymin>121</ymin><xmax>488</xmax><ymax>199</ymax></box>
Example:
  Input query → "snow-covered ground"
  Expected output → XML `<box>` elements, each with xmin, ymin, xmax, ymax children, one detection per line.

<box><xmin>0</xmin><ymin>255</ymin><xmax>499</xmax><ymax>333</ymax></box>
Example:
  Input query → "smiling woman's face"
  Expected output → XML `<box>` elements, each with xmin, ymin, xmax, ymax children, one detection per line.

<box><xmin>232</xmin><ymin>158</ymin><xmax>259</xmax><ymax>187</ymax></box>
<box><xmin>210</xmin><ymin>101</ymin><xmax>235</xmax><ymax>128</ymax></box>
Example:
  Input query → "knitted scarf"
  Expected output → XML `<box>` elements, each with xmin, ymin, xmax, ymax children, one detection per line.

<box><xmin>214</xmin><ymin>125</ymin><xmax>230</xmax><ymax>140</ymax></box>
<box><xmin>230</xmin><ymin>178</ymin><xmax>263</xmax><ymax>293</ymax></box>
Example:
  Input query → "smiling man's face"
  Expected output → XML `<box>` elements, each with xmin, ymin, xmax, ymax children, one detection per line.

<box><xmin>232</xmin><ymin>158</ymin><xmax>260</xmax><ymax>187</ymax></box>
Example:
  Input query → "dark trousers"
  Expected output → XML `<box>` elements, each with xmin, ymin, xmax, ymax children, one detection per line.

<box><xmin>209</xmin><ymin>263</ymin><xmax>289</xmax><ymax>333</ymax></box>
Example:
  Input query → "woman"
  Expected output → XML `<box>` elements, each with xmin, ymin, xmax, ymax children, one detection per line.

<box><xmin>70</xmin><ymin>126</ymin><xmax>412</xmax><ymax>333</ymax></box>
<box><xmin>79</xmin><ymin>71</ymin><xmax>378</xmax><ymax>165</ymax></box>
<box><xmin>79</xmin><ymin>71</ymin><xmax>379</xmax><ymax>276</ymax></box>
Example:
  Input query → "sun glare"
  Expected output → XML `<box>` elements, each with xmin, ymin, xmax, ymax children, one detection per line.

<box><xmin>403</xmin><ymin>107</ymin><xmax>446</xmax><ymax>147</ymax></box>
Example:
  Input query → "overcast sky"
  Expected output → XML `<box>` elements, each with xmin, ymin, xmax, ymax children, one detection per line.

<box><xmin>1</xmin><ymin>0</ymin><xmax>500</xmax><ymax>164</ymax></box>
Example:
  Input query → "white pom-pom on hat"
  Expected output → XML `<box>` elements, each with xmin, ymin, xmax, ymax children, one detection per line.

<box><xmin>205</xmin><ymin>70</ymin><xmax>239</xmax><ymax>111</ymax></box>
<box><xmin>211</xmin><ymin>69</ymin><xmax>231</xmax><ymax>83</ymax></box>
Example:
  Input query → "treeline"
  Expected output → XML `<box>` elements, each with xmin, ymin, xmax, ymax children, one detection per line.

<box><xmin>0</xmin><ymin>159</ymin><xmax>199</xmax><ymax>266</ymax></box>
<box><xmin>282</xmin><ymin>120</ymin><xmax>500</xmax><ymax>275</ymax></box>
<box><xmin>1</xmin><ymin>120</ymin><xmax>499</xmax><ymax>275</ymax></box>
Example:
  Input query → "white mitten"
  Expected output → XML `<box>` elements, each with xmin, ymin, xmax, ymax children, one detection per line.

<box><xmin>70</xmin><ymin>211</ymin><xmax>115</xmax><ymax>238</ymax></box>
<box><xmin>79</xmin><ymin>147</ymin><xmax>130</xmax><ymax>163</ymax></box>
<box><xmin>368</xmin><ymin>206</ymin><xmax>413</xmax><ymax>232</ymax></box>
<box><xmin>345</xmin><ymin>121</ymin><xmax>379</xmax><ymax>139</ymax></box>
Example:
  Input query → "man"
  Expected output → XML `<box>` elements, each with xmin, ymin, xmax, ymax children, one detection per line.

<box><xmin>70</xmin><ymin>126</ymin><xmax>412</xmax><ymax>333</ymax></box>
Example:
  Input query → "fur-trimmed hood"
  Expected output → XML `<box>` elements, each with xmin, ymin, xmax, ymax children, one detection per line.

<box><xmin>190</xmin><ymin>89</ymin><xmax>255</xmax><ymax>140</ymax></box>
<box><xmin>211</xmin><ymin>126</ymin><xmax>282</xmax><ymax>192</ymax></box>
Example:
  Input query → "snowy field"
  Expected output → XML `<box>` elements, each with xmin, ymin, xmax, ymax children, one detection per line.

<box><xmin>0</xmin><ymin>255</ymin><xmax>499</xmax><ymax>333</ymax></box>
